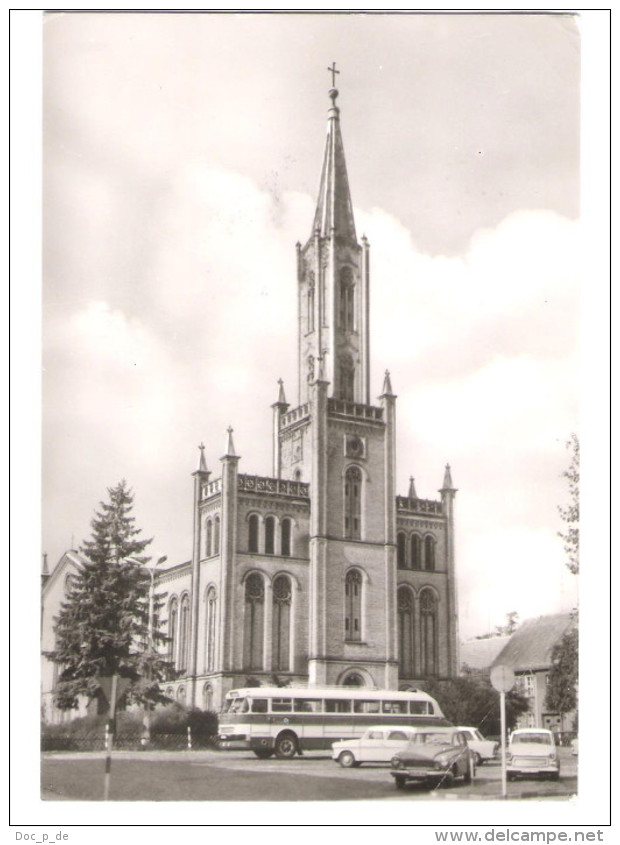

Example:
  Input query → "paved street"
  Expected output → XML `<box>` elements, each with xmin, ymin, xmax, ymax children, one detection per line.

<box><xmin>41</xmin><ymin>748</ymin><xmax>577</xmax><ymax>802</ymax></box>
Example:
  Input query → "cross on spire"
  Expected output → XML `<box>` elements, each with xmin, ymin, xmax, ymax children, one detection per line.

<box><xmin>327</xmin><ymin>61</ymin><xmax>340</xmax><ymax>88</ymax></box>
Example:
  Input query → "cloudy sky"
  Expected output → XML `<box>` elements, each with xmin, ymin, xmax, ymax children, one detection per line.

<box><xmin>41</xmin><ymin>11</ymin><xmax>582</xmax><ymax>640</ymax></box>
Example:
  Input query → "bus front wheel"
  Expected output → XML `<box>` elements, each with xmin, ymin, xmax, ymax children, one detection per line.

<box><xmin>275</xmin><ymin>732</ymin><xmax>298</xmax><ymax>759</ymax></box>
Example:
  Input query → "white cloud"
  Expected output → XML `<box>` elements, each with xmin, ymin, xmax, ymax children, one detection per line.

<box><xmin>43</xmin><ymin>162</ymin><xmax>580</xmax><ymax>639</ymax></box>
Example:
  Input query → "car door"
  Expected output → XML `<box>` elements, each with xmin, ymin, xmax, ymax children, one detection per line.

<box><xmin>453</xmin><ymin>732</ymin><xmax>469</xmax><ymax>775</ymax></box>
<box><xmin>384</xmin><ymin>729</ymin><xmax>411</xmax><ymax>763</ymax></box>
<box><xmin>363</xmin><ymin>729</ymin><xmax>388</xmax><ymax>762</ymax></box>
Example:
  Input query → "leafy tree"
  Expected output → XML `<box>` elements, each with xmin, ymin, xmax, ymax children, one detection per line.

<box><xmin>558</xmin><ymin>433</ymin><xmax>579</xmax><ymax>575</ymax></box>
<box><xmin>50</xmin><ymin>481</ymin><xmax>170</xmax><ymax>712</ymax></box>
<box><xmin>424</xmin><ymin>676</ymin><xmax>530</xmax><ymax>737</ymax></box>
<box><xmin>495</xmin><ymin>611</ymin><xmax>519</xmax><ymax>637</ymax></box>
<box><xmin>474</xmin><ymin>612</ymin><xmax>519</xmax><ymax>640</ymax></box>
<box><xmin>545</xmin><ymin>626</ymin><xmax>578</xmax><ymax>731</ymax></box>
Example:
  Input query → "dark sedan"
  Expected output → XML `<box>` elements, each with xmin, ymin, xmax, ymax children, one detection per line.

<box><xmin>390</xmin><ymin>728</ymin><xmax>475</xmax><ymax>789</ymax></box>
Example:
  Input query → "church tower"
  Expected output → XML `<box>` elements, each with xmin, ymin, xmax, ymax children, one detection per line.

<box><xmin>296</xmin><ymin>83</ymin><xmax>370</xmax><ymax>407</ymax></box>
<box><xmin>278</xmin><ymin>73</ymin><xmax>400</xmax><ymax>688</ymax></box>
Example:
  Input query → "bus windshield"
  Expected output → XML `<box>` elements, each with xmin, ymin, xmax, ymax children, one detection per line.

<box><xmin>225</xmin><ymin>697</ymin><xmax>250</xmax><ymax>714</ymax></box>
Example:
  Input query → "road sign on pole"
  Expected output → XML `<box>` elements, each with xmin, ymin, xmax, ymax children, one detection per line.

<box><xmin>490</xmin><ymin>665</ymin><xmax>515</xmax><ymax>798</ymax></box>
<box><xmin>490</xmin><ymin>664</ymin><xmax>515</xmax><ymax>693</ymax></box>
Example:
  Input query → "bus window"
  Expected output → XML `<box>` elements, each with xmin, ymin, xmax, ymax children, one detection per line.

<box><xmin>382</xmin><ymin>701</ymin><xmax>408</xmax><ymax>714</ymax></box>
<box><xmin>325</xmin><ymin>699</ymin><xmax>352</xmax><ymax>713</ymax></box>
<box><xmin>409</xmin><ymin>701</ymin><xmax>430</xmax><ymax>715</ymax></box>
<box><xmin>354</xmin><ymin>700</ymin><xmax>381</xmax><ymax>714</ymax></box>
<box><xmin>293</xmin><ymin>699</ymin><xmax>323</xmax><ymax>713</ymax></box>
<box><xmin>227</xmin><ymin>698</ymin><xmax>249</xmax><ymax>714</ymax></box>
<box><xmin>250</xmin><ymin>698</ymin><xmax>268</xmax><ymax>713</ymax></box>
<box><xmin>271</xmin><ymin>698</ymin><xmax>293</xmax><ymax>713</ymax></box>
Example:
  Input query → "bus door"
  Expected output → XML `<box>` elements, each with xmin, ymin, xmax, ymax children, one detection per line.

<box><xmin>323</xmin><ymin>698</ymin><xmax>354</xmax><ymax>745</ymax></box>
<box><xmin>292</xmin><ymin>698</ymin><xmax>324</xmax><ymax>748</ymax></box>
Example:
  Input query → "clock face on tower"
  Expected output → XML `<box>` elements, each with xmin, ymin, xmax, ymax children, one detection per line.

<box><xmin>345</xmin><ymin>435</ymin><xmax>365</xmax><ymax>459</ymax></box>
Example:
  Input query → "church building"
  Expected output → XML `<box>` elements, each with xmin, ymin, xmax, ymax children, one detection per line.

<box><xmin>42</xmin><ymin>77</ymin><xmax>460</xmax><ymax>719</ymax></box>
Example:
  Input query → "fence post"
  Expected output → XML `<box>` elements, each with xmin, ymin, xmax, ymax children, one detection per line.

<box><xmin>187</xmin><ymin>725</ymin><xmax>192</xmax><ymax>750</ymax></box>
<box><xmin>103</xmin><ymin>672</ymin><xmax>118</xmax><ymax>801</ymax></box>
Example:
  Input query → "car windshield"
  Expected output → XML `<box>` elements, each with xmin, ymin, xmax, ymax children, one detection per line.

<box><xmin>512</xmin><ymin>733</ymin><xmax>551</xmax><ymax>745</ymax></box>
<box><xmin>410</xmin><ymin>732</ymin><xmax>451</xmax><ymax>746</ymax></box>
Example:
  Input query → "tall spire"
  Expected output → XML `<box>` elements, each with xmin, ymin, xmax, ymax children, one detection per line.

<box><xmin>311</xmin><ymin>66</ymin><xmax>357</xmax><ymax>242</ymax></box>
<box><xmin>195</xmin><ymin>442</ymin><xmax>208</xmax><ymax>475</ymax></box>
<box><xmin>441</xmin><ymin>463</ymin><xmax>456</xmax><ymax>492</ymax></box>
<box><xmin>408</xmin><ymin>477</ymin><xmax>418</xmax><ymax>499</ymax></box>
<box><xmin>224</xmin><ymin>426</ymin><xmax>236</xmax><ymax>458</ymax></box>
<box><xmin>381</xmin><ymin>369</ymin><xmax>395</xmax><ymax>397</ymax></box>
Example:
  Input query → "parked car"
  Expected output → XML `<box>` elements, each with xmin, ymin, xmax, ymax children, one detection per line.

<box><xmin>390</xmin><ymin>728</ymin><xmax>475</xmax><ymax>789</ymax></box>
<box><xmin>457</xmin><ymin>726</ymin><xmax>499</xmax><ymax>765</ymax></box>
<box><xmin>506</xmin><ymin>729</ymin><xmax>560</xmax><ymax>780</ymax></box>
<box><xmin>332</xmin><ymin>726</ymin><xmax>420</xmax><ymax>767</ymax></box>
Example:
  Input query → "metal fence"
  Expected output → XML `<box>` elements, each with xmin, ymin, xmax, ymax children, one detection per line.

<box><xmin>41</xmin><ymin>731</ymin><xmax>217</xmax><ymax>752</ymax></box>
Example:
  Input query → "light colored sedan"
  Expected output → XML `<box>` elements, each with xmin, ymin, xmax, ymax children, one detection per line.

<box><xmin>457</xmin><ymin>726</ymin><xmax>499</xmax><ymax>765</ymax></box>
<box><xmin>332</xmin><ymin>726</ymin><xmax>420</xmax><ymax>768</ymax></box>
<box><xmin>507</xmin><ymin>728</ymin><xmax>560</xmax><ymax>780</ymax></box>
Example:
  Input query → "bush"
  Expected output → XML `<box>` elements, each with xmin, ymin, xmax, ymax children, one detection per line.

<box><xmin>150</xmin><ymin>705</ymin><xmax>218</xmax><ymax>738</ymax></box>
<box><xmin>41</xmin><ymin>704</ymin><xmax>219</xmax><ymax>750</ymax></box>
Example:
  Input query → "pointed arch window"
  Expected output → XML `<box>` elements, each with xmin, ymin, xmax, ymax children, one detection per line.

<box><xmin>272</xmin><ymin>575</ymin><xmax>292</xmax><ymax>671</ymax></box>
<box><xmin>206</xmin><ymin>519</ymin><xmax>213</xmax><ymax>557</ymax></box>
<box><xmin>178</xmin><ymin>594</ymin><xmax>190</xmax><ymax>672</ymax></box>
<box><xmin>344</xmin><ymin>569</ymin><xmax>363</xmax><ymax>641</ymax></box>
<box><xmin>339</xmin><ymin>356</ymin><xmax>355</xmax><ymax>402</ymax></box>
<box><xmin>411</xmin><ymin>534</ymin><xmax>422</xmax><ymax>570</ymax></box>
<box><xmin>265</xmin><ymin>516</ymin><xmax>275</xmax><ymax>555</ymax></box>
<box><xmin>339</xmin><ymin>266</ymin><xmax>355</xmax><ymax>332</ymax></box>
<box><xmin>397</xmin><ymin>532</ymin><xmax>407</xmax><ymax>569</ymax></box>
<box><xmin>281</xmin><ymin>518</ymin><xmax>292</xmax><ymax>557</ymax></box>
<box><xmin>213</xmin><ymin>515</ymin><xmax>220</xmax><ymax>555</ymax></box>
<box><xmin>398</xmin><ymin>587</ymin><xmax>415</xmax><ymax>678</ymax></box>
<box><xmin>248</xmin><ymin>514</ymin><xmax>259</xmax><ymax>553</ymax></box>
<box><xmin>205</xmin><ymin>587</ymin><xmax>217</xmax><ymax>673</ymax></box>
<box><xmin>307</xmin><ymin>272</ymin><xmax>315</xmax><ymax>333</ymax></box>
<box><xmin>420</xmin><ymin>589</ymin><xmax>438</xmax><ymax>677</ymax></box>
<box><xmin>168</xmin><ymin>598</ymin><xmax>178</xmax><ymax>665</ymax></box>
<box><xmin>344</xmin><ymin>466</ymin><xmax>362</xmax><ymax>539</ymax></box>
<box><xmin>243</xmin><ymin>573</ymin><xmax>264</xmax><ymax>670</ymax></box>
<box><xmin>424</xmin><ymin>536</ymin><xmax>436</xmax><ymax>571</ymax></box>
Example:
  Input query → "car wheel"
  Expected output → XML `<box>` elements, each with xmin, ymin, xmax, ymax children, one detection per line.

<box><xmin>253</xmin><ymin>748</ymin><xmax>274</xmax><ymax>759</ymax></box>
<box><xmin>463</xmin><ymin>761</ymin><xmax>473</xmax><ymax>784</ymax></box>
<box><xmin>549</xmin><ymin>771</ymin><xmax>560</xmax><ymax>781</ymax></box>
<box><xmin>274</xmin><ymin>732</ymin><xmax>298</xmax><ymax>759</ymax></box>
<box><xmin>338</xmin><ymin>750</ymin><xmax>356</xmax><ymax>769</ymax></box>
<box><xmin>473</xmin><ymin>752</ymin><xmax>482</xmax><ymax>767</ymax></box>
<box><xmin>394</xmin><ymin>776</ymin><xmax>406</xmax><ymax>790</ymax></box>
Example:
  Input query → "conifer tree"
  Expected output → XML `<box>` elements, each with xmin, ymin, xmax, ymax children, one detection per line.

<box><xmin>51</xmin><ymin>481</ymin><xmax>170</xmax><ymax>711</ymax></box>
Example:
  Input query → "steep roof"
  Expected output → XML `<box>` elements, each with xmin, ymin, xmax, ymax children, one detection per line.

<box><xmin>311</xmin><ymin>88</ymin><xmax>357</xmax><ymax>243</ymax></box>
<box><xmin>490</xmin><ymin>614</ymin><xmax>575</xmax><ymax>673</ymax></box>
<box><xmin>460</xmin><ymin>636</ymin><xmax>511</xmax><ymax>672</ymax></box>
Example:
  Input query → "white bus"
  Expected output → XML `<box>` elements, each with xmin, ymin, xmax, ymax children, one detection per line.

<box><xmin>218</xmin><ymin>686</ymin><xmax>450</xmax><ymax>759</ymax></box>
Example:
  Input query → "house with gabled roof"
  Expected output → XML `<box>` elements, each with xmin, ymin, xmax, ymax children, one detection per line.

<box><xmin>490</xmin><ymin>613</ymin><xmax>576</xmax><ymax>733</ymax></box>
